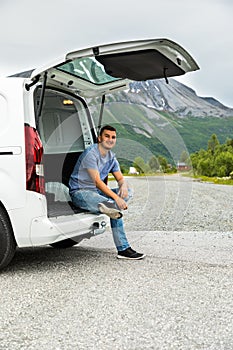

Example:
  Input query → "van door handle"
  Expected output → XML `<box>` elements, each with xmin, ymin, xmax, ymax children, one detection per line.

<box><xmin>0</xmin><ymin>147</ymin><xmax>22</xmax><ymax>155</ymax></box>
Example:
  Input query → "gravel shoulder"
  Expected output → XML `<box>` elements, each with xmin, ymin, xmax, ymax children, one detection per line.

<box><xmin>0</xmin><ymin>175</ymin><xmax>233</xmax><ymax>350</ymax></box>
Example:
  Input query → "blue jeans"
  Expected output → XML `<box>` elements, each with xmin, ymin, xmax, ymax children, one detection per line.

<box><xmin>70</xmin><ymin>188</ymin><xmax>133</xmax><ymax>251</ymax></box>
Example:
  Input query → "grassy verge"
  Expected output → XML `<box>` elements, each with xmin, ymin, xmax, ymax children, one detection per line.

<box><xmin>192</xmin><ymin>175</ymin><xmax>233</xmax><ymax>185</ymax></box>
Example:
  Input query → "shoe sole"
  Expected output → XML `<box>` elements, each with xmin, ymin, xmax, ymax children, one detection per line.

<box><xmin>98</xmin><ymin>203</ymin><xmax>122</xmax><ymax>219</ymax></box>
<box><xmin>117</xmin><ymin>254</ymin><xmax>146</xmax><ymax>260</ymax></box>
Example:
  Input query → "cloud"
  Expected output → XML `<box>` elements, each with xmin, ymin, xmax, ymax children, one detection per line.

<box><xmin>0</xmin><ymin>0</ymin><xmax>232</xmax><ymax>107</ymax></box>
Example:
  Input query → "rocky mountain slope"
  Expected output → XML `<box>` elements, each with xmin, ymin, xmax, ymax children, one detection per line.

<box><xmin>114</xmin><ymin>78</ymin><xmax>233</xmax><ymax>118</ymax></box>
<box><xmin>91</xmin><ymin>78</ymin><xmax>233</xmax><ymax>164</ymax></box>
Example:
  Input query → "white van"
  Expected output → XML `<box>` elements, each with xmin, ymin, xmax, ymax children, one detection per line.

<box><xmin>0</xmin><ymin>38</ymin><xmax>199</xmax><ymax>269</ymax></box>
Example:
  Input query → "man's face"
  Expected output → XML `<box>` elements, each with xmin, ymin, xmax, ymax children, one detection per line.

<box><xmin>98</xmin><ymin>130</ymin><xmax>117</xmax><ymax>150</ymax></box>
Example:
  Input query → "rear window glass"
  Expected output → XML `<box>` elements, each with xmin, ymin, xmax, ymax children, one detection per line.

<box><xmin>57</xmin><ymin>57</ymin><xmax>120</xmax><ymax>85</ymax></box>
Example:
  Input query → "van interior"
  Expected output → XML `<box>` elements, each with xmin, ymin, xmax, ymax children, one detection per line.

<box><xmin>35</xmin><ymin>88</ymin><xmax>96</xmax><ymax>217</ymax></box>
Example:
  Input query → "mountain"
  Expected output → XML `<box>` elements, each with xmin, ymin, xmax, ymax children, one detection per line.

<box><xmin>113</xmin><ymin>78</ymin><xmax>233</xmax><ymax>118</ymax></box>
<box><xmin>90</xmin><ymin>78</ymin><xmax>233</xmax><ymax>165</ymax></box>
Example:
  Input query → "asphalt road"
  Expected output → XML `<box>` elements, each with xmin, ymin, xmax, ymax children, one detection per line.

<box><xmin>0</xmin><ymin>175</ymin><xmax>233</xmax><ymax>350</ymax></box>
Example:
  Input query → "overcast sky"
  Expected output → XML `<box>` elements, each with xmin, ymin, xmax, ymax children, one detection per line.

<box><xmin>0</xmin><ymin>0</ymin><xmax>232</xmax><ymax>107</ymax></box>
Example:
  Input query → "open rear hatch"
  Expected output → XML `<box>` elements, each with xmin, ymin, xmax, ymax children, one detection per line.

<box><xmin>29</xmin><ymin>38</ymin><xmax>199</xmax><ymax>97</ymax></box>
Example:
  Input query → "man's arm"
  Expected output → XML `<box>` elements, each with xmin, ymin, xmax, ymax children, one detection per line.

<box><xmin>112</xmin><ymin>171</ymin><xmax>128</xmax><ymax>199</ymax></box>
<box><xmin>87</xmin><ymin>168</ymin><xmax>128</xmax><ymax>210</ymax></box>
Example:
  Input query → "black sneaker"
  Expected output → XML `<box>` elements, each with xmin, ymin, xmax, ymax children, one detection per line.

<box><xmin>98</xmin><ymin>202</ymin><xmax>122</xmax><ymax>220</ymax></box>
<box><xmin>117</xmin><ymin>247</ymin><xmax>146</xmax><ymax>260</ymax></box>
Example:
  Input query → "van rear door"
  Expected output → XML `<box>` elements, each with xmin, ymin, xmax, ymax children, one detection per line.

<box><xmin>28</xmin><ymin>38</ymin><xmax>199</xmax><ymax>97</ymax></box>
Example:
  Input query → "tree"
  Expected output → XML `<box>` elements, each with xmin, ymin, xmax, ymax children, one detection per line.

<box><xmin>226</xmin><ymin>138</ymin><xmax>233</xmax><ymax>148</ymax></box>
<box><xmin>133</xmin><ymin>156</ymin><xmax>147</xmax><ymax>174</ymax></box>
<box><xmin>197</xmin><ymin>157</ymin><xmax>214</xmax><ymax>177</ymax></box>
<box><xmin>215</xmin><ymin>151</ymin><xmax>233</xmax><ymax>176</ymax></box>
<box><xmin>190</xmin><ymin>135</ymin><xmax>233</xmax><ymax>177</ymax></box>
<box><xmin>148</xmin><ymin>156</ymin><xmax>160</xmax><ymax>172</ymax></box>
<box><xmin>190</xmin><ymin>152</ymin><xmax>200</xmax><ymax>175</ymax></box>
<box><xmin>158</xmin><ymin>156</ymin><xmax>168</xmax><ymax>172</ymax></box>
<box><xmin>207</xmin><ymin>134</ymin><xmax>219</xmax><ymax>155</ymax></box>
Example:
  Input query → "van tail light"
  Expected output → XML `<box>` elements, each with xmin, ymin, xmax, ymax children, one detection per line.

<box><xmin>24</xmin><ymin>125</ymin><xmax>45</xmax><ymax>194</ymax></box>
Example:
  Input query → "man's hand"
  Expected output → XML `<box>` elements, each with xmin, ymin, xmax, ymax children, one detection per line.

<box><xmin>112</xmin><ymin>171</ymin><xmax>129</xmax><ymax>199</ymax></box>
<box><xmin>115</xmin><ymin>196</ymin><xmax>128</xmax><ymax>210</ymax></box>
<box><xmin>117</xmin><ymin>182</ymin><xmax>128</xmax><ymax>199</ymax></box>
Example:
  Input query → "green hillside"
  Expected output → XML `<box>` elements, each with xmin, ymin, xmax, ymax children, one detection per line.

<box><xmin>168</xmin><ymin>114</ymin><xmax>233</xmax><ymax>153</ymax></box>
<box><xmin>92</xmin><ymin>101</ymin><xmax>233</xmax><ymax>165</ymax></box>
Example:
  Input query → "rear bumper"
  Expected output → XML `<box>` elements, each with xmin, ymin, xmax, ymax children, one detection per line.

<box><xmin>7</xmin><ymin>190</ymin><xmax>109</xmax><ymax>247</ymax></box>
<box><xmin>30</xmin><ymin>212</ymin><xmax>109</xmax><ymax>246</ymax></box>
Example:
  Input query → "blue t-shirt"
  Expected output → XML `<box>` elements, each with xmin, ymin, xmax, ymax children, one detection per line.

<box><xmin>69</xmin><ymin>144</ymin><xmax>120</xmax><ymax>194</ymax></box>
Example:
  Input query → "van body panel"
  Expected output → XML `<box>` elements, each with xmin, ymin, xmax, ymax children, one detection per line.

<box><xmin>0</xmin><ymin>79</ymin><xmax>27</xmax><ymax>210</ymax></box>
<box><xmin>7</xmin><ymin>191</ymin><xmax>47</xmax><ymax>246</ymax></box>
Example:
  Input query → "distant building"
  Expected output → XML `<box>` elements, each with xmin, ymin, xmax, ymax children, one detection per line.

<box><xmin>176</xmin><ymin>162</ymin><xmax>191</xmax><ymax>171</ymax></box>
<box><xmin>128</xmin><ymin>167</ymin><xmax>139</xmax><ymax>175</ymax></box>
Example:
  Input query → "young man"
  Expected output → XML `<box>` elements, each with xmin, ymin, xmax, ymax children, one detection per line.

<box><xmin>69</xmin><ymin>125</ymin><xmax>145</xmax><ymax>260</ymax></box>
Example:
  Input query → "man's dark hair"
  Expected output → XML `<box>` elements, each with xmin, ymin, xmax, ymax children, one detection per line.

<box><xmin>99</xmin><ymin>125</ymin><xmax>116</xmax><ymax>136</ymax></box>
